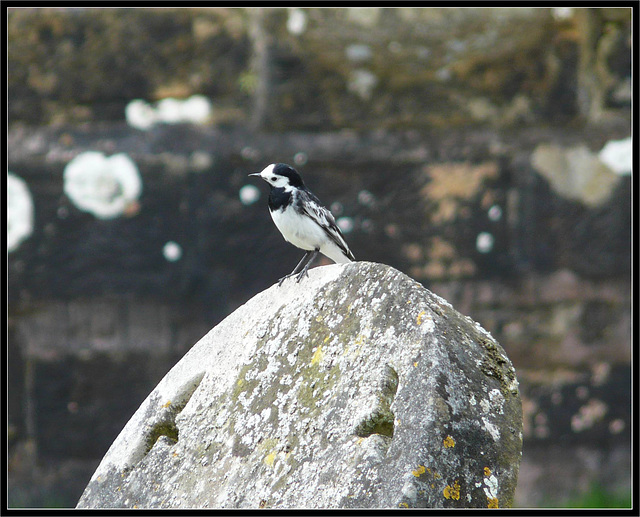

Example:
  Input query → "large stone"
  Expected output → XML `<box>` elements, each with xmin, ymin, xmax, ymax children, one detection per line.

<box><xmin>76</xmin><ymin>261</ymin><xmax>522</xmax><ymax>509</ymax></box>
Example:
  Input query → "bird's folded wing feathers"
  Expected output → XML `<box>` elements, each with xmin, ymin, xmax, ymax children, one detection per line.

<box><xmin>299</xmin><ymin>193</ymin><xmax>354</xmax><ymax>260</ymax></box>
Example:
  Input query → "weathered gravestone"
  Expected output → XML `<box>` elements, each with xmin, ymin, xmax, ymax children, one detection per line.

<box><xmin>77</xmin><ymin>261</ymin><xmax>522</xmax><ymax>509</ymax></box>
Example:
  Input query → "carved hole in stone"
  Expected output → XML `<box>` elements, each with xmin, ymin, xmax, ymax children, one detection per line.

<box><xmin>145</xmin><ymin>421</ymin><xmax>179</xmax><ymax>452</ymax></box>
<box><xmin>142</xmin><ymin>373</ymin><xmax>205</xmax><ymax>456</ymax></box>
<box><xmin>355</xmin><ymin>364</ymin><xmax>399</xmax><ymax>439</ymax></box>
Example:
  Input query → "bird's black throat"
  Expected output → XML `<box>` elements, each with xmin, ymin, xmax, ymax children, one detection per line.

<box><xmin>268</xmin><ymin>187</ymin><xmax>293</xmax><ymax>211</ymax></box>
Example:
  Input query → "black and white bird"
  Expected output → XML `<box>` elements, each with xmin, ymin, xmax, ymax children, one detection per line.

<box><xmin>249</xmin><ymin>163</ymin><xmax>355</xmax><ymax>286</ymax></box>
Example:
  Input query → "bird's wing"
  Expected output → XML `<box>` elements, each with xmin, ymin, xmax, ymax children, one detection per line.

<box><xmin>297</xmin><ymin>190</ymin><xmax>355</xmax><ymax>260</ymax></box>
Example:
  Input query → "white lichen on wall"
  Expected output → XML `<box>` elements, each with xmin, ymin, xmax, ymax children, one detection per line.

<box><xmin>125</xmin><ymin>95</ymin><xmax>212</xmax><ymax>130</ymax></box>
<box><xmin>163</xmin><ymin>241</ymin><xmax>183</xmax><ymax>262</ymax></box>
<box><xmin>7</xmin><ymin>172</ymin><xmax>34</xmax><ymax>252</ymax></box>
<box><xmin>598</xmin><ymin>137</ymin><xmax>632</xmax><ymax>176</ymax></box>
<box><xmin>239</xmin><ymin>184</ymin><xmax>261</xmax><ymax>206</ymax></box>
<box><xmin>63</xmin><ymin>152</ymin><xmax>142</xmax><ymax>219</ymax></box>
<box><xmin>348</xmin><ymin>69</ymin><xmax>378</xmax><ymax>101</ymax></box>
<box><xmin>531</xmin><ymin>143</ymin><xmax>624</xmax><ymax>207</ymax></box>
<box><xmin>286</xmin><ymin>8</ymin><xmax>307</xmax><ymax>35</ymax></box>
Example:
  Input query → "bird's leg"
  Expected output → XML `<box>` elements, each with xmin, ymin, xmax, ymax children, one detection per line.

<box><xmin>278</xmin><ymin>250</ymin><xmax>314</xmax><ymax>286</ymax></box>
<box><xmin>295</xmin><ymin>248</ymin><xmax>319</xmax><ymax>283</ymax></box>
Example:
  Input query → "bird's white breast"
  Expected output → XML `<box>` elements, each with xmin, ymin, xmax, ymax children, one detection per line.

<box><xmin>270</xmin><ymin>207</ymin><xmax>323</xmax><ymax>251</ymax></box>
<box><xmin>270</xmin><ymin>206</ymin><xmax>351</xmax><ymax>264</ymax></box>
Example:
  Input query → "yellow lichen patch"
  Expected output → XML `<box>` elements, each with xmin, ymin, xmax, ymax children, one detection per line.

<box><xmin>443</xmin><ymin>435</ymin><xmax>455</xmax><ymax>448</ymax></box>
<box><xmin>398</xmin><ymin>502</ymin><xmax>409</xmax><ymax>508</ymax></box>
<box><xmin>264</xmin><ymin>451</ymin><xmax>277</xmax><ymax>467</ymax></box>
<box><xmin>416</xmin><ymin>310</ymin><xmax>426</xmax><ymax>325</ymax></box>
<box><xmin>311</xmin><ymin>345</ymin><xmax>324</xmax><ymax>365</ymax></box>
<box><xmin>324</xmin><ymin>335</ymin><xmax>331</xmax><ymax>343</ymax></box>
<box><xmin>443</xmin><ymin>480</ymin><xmax>461</xmax><ymax>500</ymax></box>
<box><xmin>315</xmin><ymin>315</ymin><xmax>323</xmax><ymax>322</ymax></box>
<box><xmin>484</xmin><ymin>467</ymin><xmax>492</xmax><ymax>476</ymax></box>
<box><xmin>412</xmin><ymin>465</ymin><xmax>426</xmax><ymax>477</ymax></box>
<box><xmin>161</xmin><ymin>400</ymin><xmax>172</xmax><ymax>408</ymax></box>
<box><xmin>414</xmin><ymin>361</ymin><xmax>419</xmax><ymax>367</ymax></box>
<box><xmin>487</xmin><ymin>497</ymin><xmax>499</xmax><ymax>508</ymax></box>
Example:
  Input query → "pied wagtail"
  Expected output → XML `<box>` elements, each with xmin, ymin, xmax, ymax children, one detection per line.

<box><xmin>249</xmin><ymin>163</ymin><xmax>355</xmax><ymax>286</ymax></box>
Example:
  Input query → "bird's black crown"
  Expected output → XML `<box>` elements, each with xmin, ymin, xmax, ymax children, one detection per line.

<box><xmin>273</xmin><ymin>163</ymin><xmax>305</xmax><ymax>189</ymax></box>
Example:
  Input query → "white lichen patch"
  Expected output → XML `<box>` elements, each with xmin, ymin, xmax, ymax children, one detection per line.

<box><xmin>531</xmin><ymin>143</ymin><xmax>622</xmax><ymax>207</ymax></box>
<box><xmin>63</xmin><ymin>152</ymin><xmax>142</xmax><ymax>219</ymax></box>
<box><xmin>162</xmin><ymin>241</ymin><xmax>183</xmax><ymax>262</ymax></box>
<box><xmin>7</xmin><ymin>172</ymin><xmax>35</xmax><ymax>252</ymax></box>
<box><xmin>401</xmin><ymin>476</ymin><xmax>418</xmax><ymax>501</ymax></box>
<box><xmin>286</xmin><ymin>8</ymin><xmax>307</xmax><ymax>35</ymax></box>
<box><xmin>599</xmin><ymin>136</ymin><xmax>632</xmax><ymax>175</ymax></box>
<box><xmin>125</xmin><ymin>95</ymin><xmax>212</xmax><ymax>130</ymax></box>
<box><xmin>483</xmin><ymin>473</ymin><xmax>499</xmax><ymax>501</ymax></box>
<box><xmin>482</xmin><ymin>417</ymin><xmax>501</xmax><ymax>442</ymax></box>
<box><xmin>506</xmin><ymin>377</ymin><xmax>519</xmax><ymax>394</ymax></box>
<box><xmin>488</xmin><ymin>389</ymin><xmax>505</xmax><ymax>414</ymax></box>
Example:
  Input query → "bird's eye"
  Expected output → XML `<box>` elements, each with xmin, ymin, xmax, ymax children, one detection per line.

<box><xmin>271</xmin><ymin>177</ymin><xmax>277</xmax><ymax>181</ymax></box>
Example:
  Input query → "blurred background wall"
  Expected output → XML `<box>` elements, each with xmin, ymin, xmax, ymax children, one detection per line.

<box><xmin>7</xmin><ymin>7</ymin><xmax>631</xmax><ymax>508</ymax></box>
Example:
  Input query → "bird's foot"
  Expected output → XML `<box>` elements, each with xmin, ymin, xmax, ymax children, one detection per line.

<box><xmin>295</xmin><ymin>267</ymin><xmax>310</xmax><ymax>283</ymax></box>
<box><xmin>277</xmin><ymin>268</ymin><xmax>309</xmax><ymax>286</ymax></box>
<box><xmin>278</xmin><ymin>273</ymin><xmax>294</xmax><ymax>287</ymax></box>
<box><xmin>277</xmin><ymin>249</ymin><xmax>318</xmax><ymax>287</ymax></box>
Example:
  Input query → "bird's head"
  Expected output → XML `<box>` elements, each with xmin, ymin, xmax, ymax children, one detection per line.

<box><xmin>249</xmin><ymin>163</ymin><xmax>305</xmax><ymax>190</ymax></box>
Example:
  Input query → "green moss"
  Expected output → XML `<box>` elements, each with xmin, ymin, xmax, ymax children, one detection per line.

<box><xmin>354</xmin><ymin>365</ymin><xmax>399</xmax><ymax>438</ymax></box>
<box><xmin>555</xmin><ymin>482</ymin><xmax>631</xmax><ymax>509</ymax></box>
<box><xmin>144</xmin><ymin>421</ymin><xmax>179</xmax><ymax>454</ymax></box>
<box><xmin>478</xmin><ymin>336</ymin><xmax>516</xmax><ymax>397</ymax></box>
<box><xmin>355</xmin><ymin>409</ymin><xmax>395</xmax><ymax>438</ymax></box>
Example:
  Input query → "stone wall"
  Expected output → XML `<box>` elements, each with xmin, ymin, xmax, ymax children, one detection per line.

<box><xmin>7</xmin><ymin>7</ymin><xmax>631</xmax><ymax>508</ymax></box>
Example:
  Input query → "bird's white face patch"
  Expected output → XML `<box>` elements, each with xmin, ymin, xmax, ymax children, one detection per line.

<box><xmin>259</xmin><ymin>164</ymin><xmax>292</xmax><ymax>189</ymax></box>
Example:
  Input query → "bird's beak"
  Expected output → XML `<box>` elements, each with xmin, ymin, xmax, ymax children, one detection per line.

<box><xmin>248</xmin><ymin>172</ymin><xmax>261</xmax><ymax>177</ymax></box>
